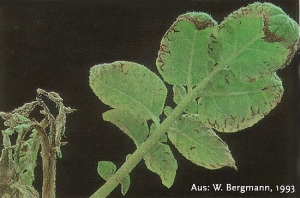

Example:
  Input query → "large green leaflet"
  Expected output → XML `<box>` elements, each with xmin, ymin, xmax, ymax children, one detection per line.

<box><xmin>90</xmin><ymin>2</ymin><xmax>299</xmax><ymax>194</ymax></box>
<box><xmin>157</xmin><ymin>12</ymin><xmax>217</xmax><ymax>88</ymax></box>
<box><xmin>198</xmin><ymin>72</ymin><xmax>283</xmax><ymax>132</ymax></box>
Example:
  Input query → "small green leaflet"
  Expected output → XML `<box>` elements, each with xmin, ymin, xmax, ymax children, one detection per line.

<box><xmin>144</xmin><ymin>142</ymin><xmax>178</xmax><ymax>188</ymax></box>
<box><xmin>97</xmin><ymin>161</ymin><xmax>130</xmax><ymax>195</ymax></box>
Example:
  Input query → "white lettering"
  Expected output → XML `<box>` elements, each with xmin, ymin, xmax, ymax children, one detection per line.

<box><xmin>212</xmin><ymin>184</ymin><xmax>222</xmax><ymax>191</ymax></box>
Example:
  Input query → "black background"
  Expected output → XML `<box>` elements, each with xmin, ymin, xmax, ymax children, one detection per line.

<box><xmin>0</xmin><ymin>0</ymin><xmax>299</xmax><ymax>197</ymax></box>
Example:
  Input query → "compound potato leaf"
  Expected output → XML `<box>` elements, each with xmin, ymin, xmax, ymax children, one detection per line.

<box><xmin>144</xmin><ymin>142</ymin><xmax>178</xmax><ymax>188</ymax></box>
<box><xmin>156</xmin><ymin>12</ymin><xmax>217</xmax><ymax>87</ymax></box>
<box><xmin>90</xmin><ymin>61</ymin><xmax>167</xmax><ymax>122</ymax></box>
<box><xmin>89</xmin><ymin>3</ymin><xmax>299</xmax><ymax>197</ymax></box>
<box><xmin>103</xmin><ymin>109</ymin><xmax>149</xmax><ymax>147</ymax></box>
<box><xmin>168</xmin><ymin>114</ymin><xmax>236</xmax><ymax>170</ymax></box>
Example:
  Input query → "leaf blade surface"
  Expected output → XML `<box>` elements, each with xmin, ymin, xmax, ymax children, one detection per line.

<box><xmin>168</xmin><ymin>114</ymin><xmax>236</xmax><ymax>169</ymax></box>
<box><xmin>156</xmin><ymin>12</ymin><xmax>217</xmax><ymax>87</ymax></box>
<box><xmin>90</xmin><ymin>61</ymin><xmax>167</xmax><ymax>121</ymax></box>
<box><xmin>144</xmin><ymin>142</ymin><xmax>178</xmax><ymax>188</ymax></box>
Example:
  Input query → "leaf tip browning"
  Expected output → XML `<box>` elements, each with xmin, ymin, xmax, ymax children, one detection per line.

<box><xmin>177</xmin><ymin>12</ymin><xmax>217</xmax><ymax>30</ymax></box>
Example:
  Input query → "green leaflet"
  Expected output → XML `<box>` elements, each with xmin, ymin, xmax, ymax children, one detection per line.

<box><xmin>90</xmin><ymin>61</ymin><xmax>167</xmax><ymax>123</ymax></box>
<box><xmin>144</xmin><ymin>142</ymin><xmax>178</xmax><ymax>188</ymax></box>
<box><xmin>198</xmin><ymin>72</ymin><xmax>283</xmax><ymax>132</ymax></box>
<box><xmin>209</xmin><ymin>15</ymin><xmax>295</xmax><ymax>80</ymax></box>
<box><xmin>97</xmin><ymin>161</ymin><xmax>117</xmax><ymax>180</ymax></box>
<box><xmin>168</xmin><ymin>114</ymin><xmax>236</xmax><ymax>170</ymax></box>
<box><xmin>228</xmin><ymin>2</ymin><xmax>299</xmax><ymax>48</ymax></box>
<box><xmin>97</xmin><ymin>161</ymin><xmax>130</xmax><ymax>195</ymax></box>
<box><xmin>103</xmin><ymin>109</ymin><xmax>149</xmax><ymax>147</ymax></box>
<box><xmin>157</xmin><ymin>12</ymin><xmax>216</xmax><ymax>88</ymax></box>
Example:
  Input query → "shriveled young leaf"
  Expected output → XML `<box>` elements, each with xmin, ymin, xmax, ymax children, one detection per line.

<box><xmin>0</xmin><ymin>148</ymin><xmax>39</xmax><ymax>198</ymax></box>
<box><xmin>156</xmin><ymin>12</ymin><xmax>217</xmax><ymax>87</ymax></box>
<box><xmin>97</xmin><ymin>161</ymin><xmax>130</xmax><ymax>195</ymax></box>
<box><xmin>173</xmin><ymin>85</ymin><xmax>198</xmax><ymax>114</ymax></box>
<box><xmin>18</xmin><ymin>141</ymin><xmax>35</xmax><ymax>185</ymax></box>
<box><xmin>144</xmin><ymin>142</ymin><xmax>178</xmax><ymax>188</ymax></box>
<box><xmin>103</xmin><ymin>109</ymin><xmax>149</xmax><ymax>147</ymax></box>
<box><xmin>9</xmin><ymin>181</ymin><xmax>39</xmax><ymax>198</ymax></box>
<box><xmin>198</xmin><ymin>72</ymin><xmax>283</xmax><ymax>132</ymax></box>
<box><xmin>90</xmin><ymin>61</ymin><xmax>167</xmax><ymax>122</ymax></box>
<box><xmin>0</xmin><ymin>148</ymin><xmax>14</xmax><ymax>190</ymax></box>
<box><xmin>168</xmin><ymin>114</ymin><xmax>236</xmax><ymax>170</ymax></box>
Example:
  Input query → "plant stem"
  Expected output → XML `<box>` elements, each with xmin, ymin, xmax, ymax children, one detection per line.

<box><xmin>33</xmin><ymin>124</ymin><xmax>56</xmax><ymax>198</ymax></box>
<box><xmin>90</xmin><ymin>66</ymin><xmax>223</xmax><ymax>198</ymax></box>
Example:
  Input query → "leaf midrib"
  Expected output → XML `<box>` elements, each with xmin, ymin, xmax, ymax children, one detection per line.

<box><xmin>187</xmin><ymin>31</ymin><xmax>198</xmax><ymax>90</ymax></box>
<box><xmin>200</xmin><ymin>89</ymin><xmax>275</xmax><ymax>98</ymax></box>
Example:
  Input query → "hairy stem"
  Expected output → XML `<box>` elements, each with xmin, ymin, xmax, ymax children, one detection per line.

<box><xmin>90</xmin><ymin>66</ymin><xmax>223</xmax><ymax>197</ymax></box>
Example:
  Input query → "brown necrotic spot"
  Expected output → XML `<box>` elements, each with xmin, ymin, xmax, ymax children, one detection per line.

<box><xmin>179</xmin><ymin>15</ymin><xmax>215</xmax><ymax>30</ymax></box>
<box><xmin>282</xmin><ymin>40</ymin><xmax>299</xmax><ymax>66</ymax></box>
<box><xmin>160</xmin><ymin>44</ymin><xmax>170</xmax><ymax>54</ymax></box>
<box><xmin>261</xmin><ymin>12</ymin><xmax>285</xmax><ymax>43</ymax></box>
<box><xmin>190</xmin><ymin>146</ymin><xmax>196</xmax><ymax>150</ymax></box>
<box><xmin>157</xmin><ymin>53</ymin><xmax>165</xmax><ymax>71</ymax></box>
